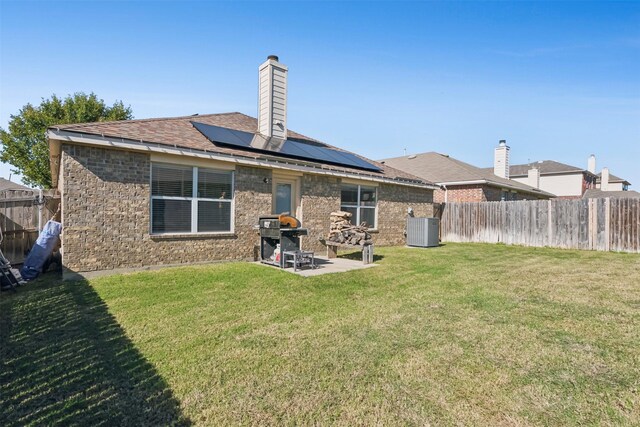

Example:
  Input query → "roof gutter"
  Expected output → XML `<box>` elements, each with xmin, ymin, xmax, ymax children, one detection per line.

<box><xmin>47</xmin><ymin>129</ymin><xmax>439</xmax><ymax>190</ymax></box>
<box><xmin>437</xmin><ymin>179</ymin><xmax>487</xmax><ymax>186</ymax></box>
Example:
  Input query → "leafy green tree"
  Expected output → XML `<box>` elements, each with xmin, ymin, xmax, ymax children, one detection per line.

<box><xmin>0</xmin><ymin>92</ymin><xmax>133</xmax><ymax>188</ymax></box>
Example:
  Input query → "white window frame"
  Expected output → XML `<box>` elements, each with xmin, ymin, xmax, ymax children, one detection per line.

<box><xmin>150</xmin><ymin>163</ymin><xmax>235</xmax><ymax>235</ymax></box>
<box><xmin>272</xmin><ymin>176</ymin><xmax>301</xmax><ymax>216</ymax></box>
<box><xmin>340</xmin><ymin>184</ymin><xmax>377</xmax><ymax>229</ymax></box>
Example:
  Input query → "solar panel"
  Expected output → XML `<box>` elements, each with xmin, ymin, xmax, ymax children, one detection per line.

<box><xmin>192</xmin><ymin>122</ymin><xmax>382</xmax><ymax>172</ymax></box>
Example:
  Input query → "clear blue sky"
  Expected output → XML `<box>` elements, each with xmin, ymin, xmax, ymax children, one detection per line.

<box><xmin>1</xmin><ymin>1</ymin><xmax>639</xmax><ymax>187</ymax></box>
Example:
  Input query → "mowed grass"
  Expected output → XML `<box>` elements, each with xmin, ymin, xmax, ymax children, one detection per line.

<box><xmin>2</xmin><ymin>243</ymin><xmax>640</xmax><ymax>426</ymax></box>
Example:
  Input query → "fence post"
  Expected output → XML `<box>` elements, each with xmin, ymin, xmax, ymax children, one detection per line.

<box><xmin>604</xmin><ymin>197</ymin><xmax>610</xmax><ymax>252</ymax></box>
<box><xmin>547</xmin><ymin>199</ymin><xmax>553</xmax><ymax>247</ymax></box>
<box><xmin>588</xmin><ymin>198</ymin><xmax>596</xmax><ymax>250</ymax></box>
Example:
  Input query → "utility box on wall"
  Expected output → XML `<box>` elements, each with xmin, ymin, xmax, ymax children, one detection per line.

<box><xmin>406</xmin><ymin>217</ymin><xmax>440</xmax><ymax>248</ymax></box>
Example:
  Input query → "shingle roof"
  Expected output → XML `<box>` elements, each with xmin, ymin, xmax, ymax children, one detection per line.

<box><xmin>597</xmin><ymin>171</ymin><xmax>630</xmax><ymax>184</ymax></box>
<box><xmin>50</xmin><ymin>112</ymin><xmax>431</xmax><ymax>185</ymax></box>
<box><xmin>0</xmin><ymin>178</ymin><xmax>32</xmax><ymax>192</ymax></box>
<box><xmin>583</xmin><ymin>189</ymin><xmax>640</xmax><ymax>199</ymax></box>
<box><xmin>380</xmin><ymin>152</ymin><xmax>554</xmax><ymax>197</ymax></box>
<box><xmin>505</xmin><ymin>160</ymin><xmax>586</xmax><ymax>177</ymax></box>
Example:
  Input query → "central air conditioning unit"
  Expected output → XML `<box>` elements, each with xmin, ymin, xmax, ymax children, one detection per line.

<box><xmin>406</xmin><ymin>217</ymin><xmax>440</xmax><ymax>248</ymax></box>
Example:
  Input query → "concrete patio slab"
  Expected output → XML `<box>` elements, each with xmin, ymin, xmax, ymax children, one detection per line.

<box><xmin>256</xmin><ymin>255</ymin><xmax>377</xmax><ymax>277</ymax></box>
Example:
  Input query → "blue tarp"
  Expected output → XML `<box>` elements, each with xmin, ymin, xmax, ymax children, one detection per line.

<box><xmin>20</xmin><ymin>220</ymin><xmax>62</xmax><ymax>281</ymax></box>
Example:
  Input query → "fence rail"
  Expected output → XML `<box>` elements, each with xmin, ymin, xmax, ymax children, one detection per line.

<box><xmin>440</xmin><ymin>198</ymin><xmax>640</xmax><ymax>253</ymax></box>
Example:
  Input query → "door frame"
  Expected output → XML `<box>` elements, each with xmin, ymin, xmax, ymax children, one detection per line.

<box><xmin>272</xmin><ymin>174</ymin><xmax>301</xmax><ymax>217</ymax></box>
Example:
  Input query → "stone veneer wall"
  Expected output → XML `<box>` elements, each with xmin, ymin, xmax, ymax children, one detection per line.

<box><xmin>300</xmin><ymin>174</ymin><xmax>341</xmax><ymax>253</ymax></box>
<box><xmin>61</xmin><ymin>144</ymin><xmax>272</xmax><ymax>272</ymax></box>
<box><xmin>61</xmin><ymin>144</ymin><xmax>434</xmax><ymax>272</ymax></box>
<box><xmin>299</xmin><ymin>177</ymin><xmax>435</xmax><ymax>250</ymax></box>
<box><xmin>376</xmin><ymin>183</ymin><xmax>434</xmax><ymax>245</ymax></box>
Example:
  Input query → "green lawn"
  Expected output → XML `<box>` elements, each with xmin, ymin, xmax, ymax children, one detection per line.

<box><xmin>1</xmin><ymin>244</ymin><xmax>639</xmax><ymax>426</ymax></box>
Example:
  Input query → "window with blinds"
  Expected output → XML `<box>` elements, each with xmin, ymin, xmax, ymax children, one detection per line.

<box><xmin>340</xmin><ymin>184</ymin><xmax>377</xmax><ymax>228</ymax></box>
<box><xmin>151</xmin><ymin>163</ymin><xmax>234</xmax><ymax>234</ymax></box>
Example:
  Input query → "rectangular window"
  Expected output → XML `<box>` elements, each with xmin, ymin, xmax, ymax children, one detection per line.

<box><xmin>151</xmin><ymin>163</ymin><xmax>234</xmax><ymax>234</ymax></box>
<box><xmin>275</xmin><ymin>183</ymin><xmax>293</xmax><ymax>214</ymax></box>
<box><xmin>340</xmin><ymin>184</ymin><xmax>377</xmax><ymax>228</ymax></box>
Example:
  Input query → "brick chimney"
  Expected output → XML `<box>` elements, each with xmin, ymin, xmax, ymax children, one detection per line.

<box><xmin>601</xmin><ymin>167</ymin><xmax>610</xmax><ymax>191</ymax></box>
<box><xmin>494</xmin><ymin>140</ymin><xmax>510</xmax><ymax>179</ymax></box>
<box><xmin>258</xmin><ymin>55</ymin><xmax>288</xmax><ymax>140</ymax></box>
<box><xmin>527</xmin><ymin>167</ymin><xmax>540</xmax><ymax>189</ymax></box>
<box><xmin>587</xmin><ymin>154</ymin><xmax>596</xmax><ymax>174</ymax></box>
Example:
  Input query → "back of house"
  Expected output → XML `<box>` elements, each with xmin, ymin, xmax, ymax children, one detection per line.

<box><xmin>48</xmin><ymin>56</ymin><xmax>437</xmax><ymax>274</ymax></box>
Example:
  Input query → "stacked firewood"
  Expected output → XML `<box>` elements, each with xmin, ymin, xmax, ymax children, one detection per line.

<box><xmin>327</xmin><ymin>211</ymin><xmax>373</xmax><ymax>246</ymax></box>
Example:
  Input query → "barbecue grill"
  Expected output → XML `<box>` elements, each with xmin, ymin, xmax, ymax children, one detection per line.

<box><xmin>259</xmin><ymin>215</ymin><xmax>308</xmax><ymax>267</ymax></box>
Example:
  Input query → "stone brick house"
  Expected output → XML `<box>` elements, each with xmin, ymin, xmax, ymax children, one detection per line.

<box><xmin>47</xmin><ymin>56</ymin><xmax>437</xmax><ymax>273</ymax></box>
<box><xmin>380</xmin><ymin>149</ymin><xmax>552</xmax><ymax>203</ymax></box>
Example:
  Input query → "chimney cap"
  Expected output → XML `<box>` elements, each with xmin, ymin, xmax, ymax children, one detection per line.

<box><xmin>499</xmin><ymin>139</ymin><xmax>507</xmax><ymax>146</ymax></box>
<box><xmin>267</xmin><ymin>55</ymin><xmax>279</xmax><ymax>61</ymax></box>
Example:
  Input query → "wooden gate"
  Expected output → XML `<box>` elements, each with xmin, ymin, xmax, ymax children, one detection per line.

<box><xmin>0</xmin><ymin>189</ymin><xmax>60</xmax><ymax>264</ymax></box>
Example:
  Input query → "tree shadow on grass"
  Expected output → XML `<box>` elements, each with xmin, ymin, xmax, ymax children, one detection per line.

<box><xmin>0</xmin><ymin>276</ymin><xmax>190</xmax><ymax>426</ymax></box>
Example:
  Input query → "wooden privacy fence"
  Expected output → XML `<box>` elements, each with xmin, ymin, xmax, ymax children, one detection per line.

<box><xmin>440</xmin><ymin>198</ymin><xmax>640</xmax><ymax>253</ymax></box>
<box><xmin>0</xmin><ymin>189</ymin><xmax>60</xmax><ymax>264</ymax></box>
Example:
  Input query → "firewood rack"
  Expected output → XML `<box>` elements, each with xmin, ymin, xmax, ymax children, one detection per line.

<box><xmin>325</xmin><ymin>242</ymin><xmax>374</xmax><ymax>265</ymax></box>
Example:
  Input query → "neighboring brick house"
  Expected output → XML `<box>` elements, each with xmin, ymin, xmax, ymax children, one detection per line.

<box><xmin>47</xmin><ymin>56</ymin><xmax>437</xmax><ymax>274</ymax></box>
<box><xmin>380</xmin><ymin>151</ymin><xmax>552</xmax><ymax>203</ymax></box>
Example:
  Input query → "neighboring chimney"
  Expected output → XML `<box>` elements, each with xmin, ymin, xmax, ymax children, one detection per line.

<box><xmin>494</xmin><ymin>140</ymin><xmax>510</xmax><ymax>179</ymax></box>
<box><xmin>258</xmin><ymin>55</ymin><xmax>288</xmax><ymax>140</ymax></box>
<box><xmin>528</xmin><ymin>167</ymin><xmax>540</xmax><ymax>189</ymax></box>
<box><xmin>601</xmin><ymin>167</ymin><xmax>610</xmax><ymax>191</ymax></box>
<box><xmin>587</xmin><ymin>154</ymin><xmax>596</xmax><ymax>174</ymax></box>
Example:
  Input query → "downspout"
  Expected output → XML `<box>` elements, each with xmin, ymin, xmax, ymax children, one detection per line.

<box><xmin>441</xmin><ymin>184</ymin><xmax>448</xmax><ymax>203</ymax></box>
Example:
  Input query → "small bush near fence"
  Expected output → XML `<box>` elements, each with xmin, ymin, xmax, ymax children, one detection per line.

<box><xmin>440</xmin><ymin>198</ymin><xmax>640</xmax><ymax>253</ymax></box>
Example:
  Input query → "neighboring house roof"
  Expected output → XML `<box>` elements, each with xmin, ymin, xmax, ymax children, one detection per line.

<box><xmin>484</xmin><ymin>160</ymin><xmax>593</xmax><ymax>177</ymax></box>
<box><xmin>597</xmin><ymin>171</ymin><xmax>631</xmax><ymax>185</ymax></box>
<box><xmin>0</xmin><ymin>178</ymin><xmax>32</xmax><ymax>192</ymax></box>
<box><xmin>583</xmin><ymin>189</ymin><xmax>640</xmax><ymax>199</ymax></box>
<box><xmin>379</xmin><ymin>152</ymin><xmax>554</xmax><ymax>197</ymax></box>
<box><xmin>48</xmin><ymin>112</ymin><xmax>435</xmax><ymax>188</ymax></box>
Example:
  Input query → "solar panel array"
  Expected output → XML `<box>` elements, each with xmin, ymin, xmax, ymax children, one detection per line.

<box><xmin>192</xmin><ymin>121</ymin><xmax>382</xmax><ymax>172</ymax></box>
